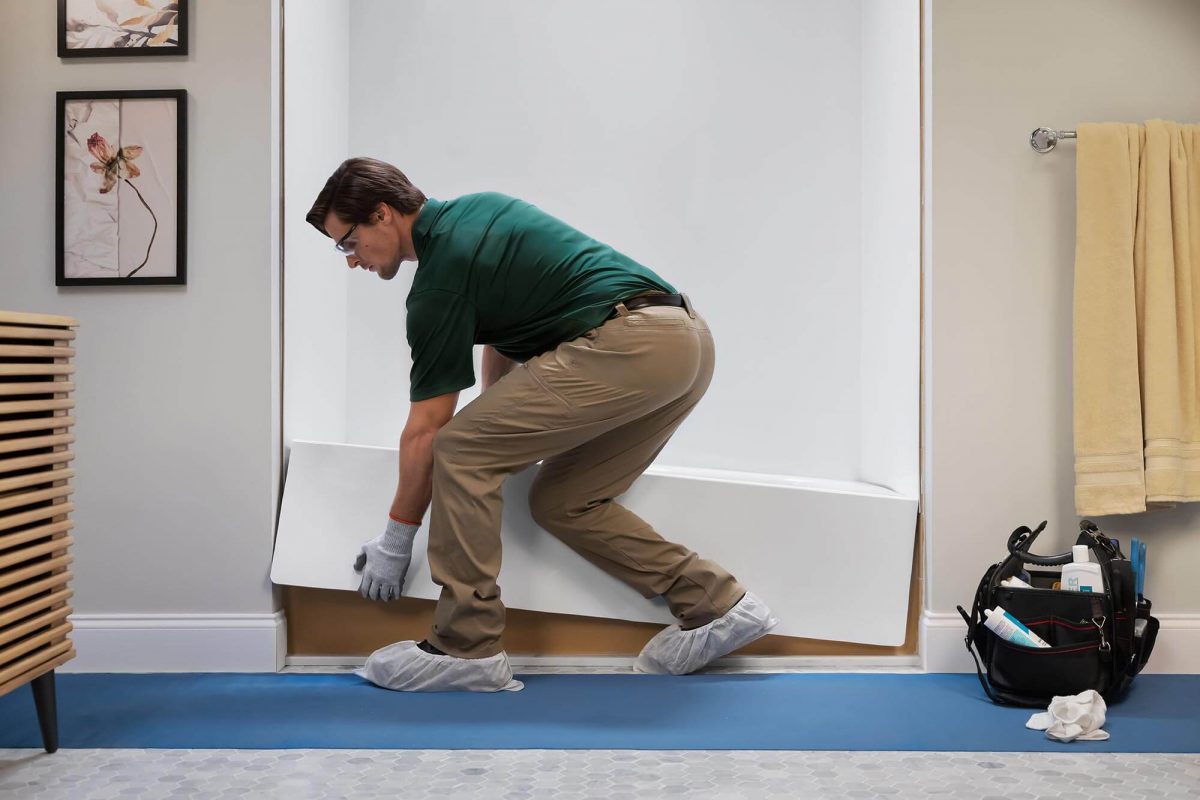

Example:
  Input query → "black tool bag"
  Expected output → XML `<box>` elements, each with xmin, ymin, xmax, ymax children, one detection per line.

<box><xmin>956</xmin><ymin>520</ymin><xmax>1159</xmax><ymax>707</ymax></box>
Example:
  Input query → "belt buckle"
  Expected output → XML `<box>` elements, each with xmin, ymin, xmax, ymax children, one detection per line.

<box><xmin>610</xmin><ymin>294</ymin><xmax>645</xmax><ymax>319</ymax></box>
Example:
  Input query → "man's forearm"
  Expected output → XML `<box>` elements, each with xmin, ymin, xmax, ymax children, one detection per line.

<box><xmin>389</xmin><ymin>430</ymin><xmax>436</xmax><ymax>523</ymax></box>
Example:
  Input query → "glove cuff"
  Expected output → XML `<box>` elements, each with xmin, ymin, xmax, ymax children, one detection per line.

<box><xmin>383</xmin><ymin>517</ymin><xmax>420</xmax><ymax>549</ymax></box>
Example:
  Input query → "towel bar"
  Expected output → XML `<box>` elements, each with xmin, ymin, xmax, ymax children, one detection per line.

<box><xmin>1031</xmin><ymin>127</ymin><xmax>1077</xmax><ymax>153</ymax></box>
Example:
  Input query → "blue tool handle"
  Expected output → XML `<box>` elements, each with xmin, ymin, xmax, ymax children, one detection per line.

<box><xmin>1131</xmin><ymin>537</ymin><xmax>1143</xmax><ymax>601</ymax></box>
<box><xmin>1138</xmin><ymin>541</ymin><xmax>1147</xmax><ymax>597</ymax></box>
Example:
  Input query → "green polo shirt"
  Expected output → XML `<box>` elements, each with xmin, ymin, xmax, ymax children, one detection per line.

<box><xmin>405</xmin><ymin>192</ymin><xmax>677</xmax><ymax>402</ymax></box>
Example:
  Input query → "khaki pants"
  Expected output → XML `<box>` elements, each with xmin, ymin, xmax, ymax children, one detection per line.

<box><xmin>426</xmin><ymin>295</ymin><xmax>746</xmax><ymax>658</ymax></box>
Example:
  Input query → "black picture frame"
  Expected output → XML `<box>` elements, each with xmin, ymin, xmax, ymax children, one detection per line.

<box><xmin>58</xmin><ymin>0</ymin><xmax>189</xmax><ymax>58</ymax></box>
<box><xmin>56</xmin><ymin>89</ymin><xmax>187</xmax><ymax>287</ymax></box>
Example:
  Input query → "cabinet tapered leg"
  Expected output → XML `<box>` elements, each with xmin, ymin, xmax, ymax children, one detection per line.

<box><xmin>30</xmin><ymin>671</ymin><xmax>59</xmax><ymax>754</ymax></box>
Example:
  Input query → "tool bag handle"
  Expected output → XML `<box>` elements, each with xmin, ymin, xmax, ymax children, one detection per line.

<box><xmin>1007</xmin><ymin>519</ymin><xmax>1121</xmax><ymax>566</ymax></box>
<box><xmin>956</xmin><ymin>561</ymin><xmax>1004</xmax><ymax>704</ymax></box>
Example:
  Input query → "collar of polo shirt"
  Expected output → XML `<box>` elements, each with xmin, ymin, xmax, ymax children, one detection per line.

<box><xmin>410</xmin><ymin>198</ymin><xmax>443</xmax><ymax>259</ymax></box>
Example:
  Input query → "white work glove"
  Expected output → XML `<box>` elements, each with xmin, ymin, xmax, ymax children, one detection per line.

<box><xmin>1025</xmin><ymin>689</ymin><xmax>1109</xmax><ymax>742</ymax></box>
<box><xmin>353</xmin><ymin>517</ymin><xmax>419</xmax><ymax>601</ymax></box>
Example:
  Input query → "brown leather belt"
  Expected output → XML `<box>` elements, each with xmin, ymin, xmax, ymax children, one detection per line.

<box><xmin>606</xmin><ymin>292</ymin><xmax>686</xmax><ymax>320</ymax></box>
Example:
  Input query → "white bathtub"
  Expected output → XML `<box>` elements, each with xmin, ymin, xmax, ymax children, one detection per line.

<box><xmin>272</xmin><ymin>440</ymin><xmax>919</xmax><ymax>646</ymax></box>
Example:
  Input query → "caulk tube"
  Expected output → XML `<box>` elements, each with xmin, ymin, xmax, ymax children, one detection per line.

<box><xmin>983</xmin><ymin>606</ymin><xmax>1050</xmax><ymax>648</ymax></box>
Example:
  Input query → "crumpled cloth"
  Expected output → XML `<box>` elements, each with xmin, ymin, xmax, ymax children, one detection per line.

<box><xmin>1026</xmin><ymin>689</ymin><xmax>1110</xmax><ymax>742</ymax></box>
<box><xmin>633</xmin><ymin>590</ymin><xmax>780</xmax><ymax>675</ymax></box>
<box><xmin>354</xmin><ymin>640</ymin><xmax>524</xmax><ymax>692</ymax></box>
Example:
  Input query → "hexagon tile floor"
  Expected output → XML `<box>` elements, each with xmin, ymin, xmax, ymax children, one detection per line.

<box><xmin>0</xmin><ymin>748</ymin><xmax>1197</xmax><ymax>799</ymax></box>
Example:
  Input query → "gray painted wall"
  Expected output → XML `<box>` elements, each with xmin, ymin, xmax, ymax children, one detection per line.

<box><xmin>0</xmin><ymin>0</ymin><xmax>280</xmax><ymax>615</ymax></box>
<box><xmin>928</xmin><ymin>0</ymin><xmax>1200</xmax><ymax>616</ymax></box>
<box><xmin>5</xmin><ymin>0</ymin><xmax>1194</xmax><ymax>646</ymax></box>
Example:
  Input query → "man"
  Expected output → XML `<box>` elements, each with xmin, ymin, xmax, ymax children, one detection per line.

<box><xmin>307</xmin><ymin>157</ymin><xmax>778</xmax><ymax>692</ymax></box>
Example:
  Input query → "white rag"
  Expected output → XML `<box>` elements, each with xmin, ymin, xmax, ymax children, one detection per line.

<box><xmin>1025</xmin><ymin>689</ymin><xmax>1110</xmax><ymax>742</ymax></box>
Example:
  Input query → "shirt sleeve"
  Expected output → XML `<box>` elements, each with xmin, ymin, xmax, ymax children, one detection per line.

<box><xmin>406</xmin><ymin>290</ymin><xmax>478</xmax><ymax>402</ymax></box>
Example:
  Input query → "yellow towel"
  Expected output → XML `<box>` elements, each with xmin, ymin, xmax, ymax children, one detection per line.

<box><xmin>1074</xmin><ymin>120</ymin><xmax>1200</xmax><ymax>515</ymax></box>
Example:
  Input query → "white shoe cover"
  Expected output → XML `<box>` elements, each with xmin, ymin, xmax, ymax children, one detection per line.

<box><xmin>633</xmin><ymin>591</ymin><xmax>780</xmax><ymax>675</ymax></box>
<box><xmin>354</xmin><ymin>640</ymin><xmax>524</xmax><ymax>692</ymax></box>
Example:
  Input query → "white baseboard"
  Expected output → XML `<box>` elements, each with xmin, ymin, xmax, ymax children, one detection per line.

<box><xmin>61</xmin><ymin>611</ymin><xmax>287</xmax><ymax>673</ymax></box>
<box><xmin>921</xmin><ymin>609</ymin><xmax>1200</xmax><ymax>674</ymax></box>
<box><xmin>285</xmin><ymin>654</ymin><xmax>923</xmax><ymax>672</ymax></box>
<box><xmin>57</xmin><ymin>608</ymin><xmax>1194</xmax><ymax>675</ymax></box>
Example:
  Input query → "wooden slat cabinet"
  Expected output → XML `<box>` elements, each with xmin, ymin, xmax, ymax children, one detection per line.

<box><xmin>0</xmin><ymin>310</ymin><xmax>78</xmax><ymax>753</ymax></box>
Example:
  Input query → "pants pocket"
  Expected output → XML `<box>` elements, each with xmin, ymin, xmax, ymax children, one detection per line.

<box><xmin>623</xmin><ymin>306</ymin><xmax>689</xmax><ymax>328</ymax></box>
<box><xmin>522</xmin><ymin>361</ymin><xmax>572</xmax><ymax>409</ymax></box>
<box><xmin>624</xmin><ymin>316</ymin><xmax>688</xmax><ymax>328</ymax></box>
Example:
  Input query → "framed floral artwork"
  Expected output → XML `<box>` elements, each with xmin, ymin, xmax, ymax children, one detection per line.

<box><xmin>59</xmin><ymin>0</ymin><xmax>188</xmax><ymax>58</ymax></box>
<box><xmin>57</xmin><ymin>90</ymin><xmax>187</xmax><ymax>286</ymax></box>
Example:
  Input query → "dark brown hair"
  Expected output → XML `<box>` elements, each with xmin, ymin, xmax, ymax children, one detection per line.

<box><xmin>306</xmin><ymin>157</ymin><xmax>427</xmax><ymax>237</ymax></box>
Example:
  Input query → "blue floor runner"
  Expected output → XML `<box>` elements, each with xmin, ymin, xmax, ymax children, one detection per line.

<box><xmin>1</xmin><ymin>673</ymin><xmax>1196</xmax><ymax>751</ymax></box>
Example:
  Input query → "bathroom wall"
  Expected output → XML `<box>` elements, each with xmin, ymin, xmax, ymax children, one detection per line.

<box><xmin>280</xmin><ymin>0</ymin><xmax>922</xmax><ymax>655</ymax></box>
<box><xmin>20</xmin><ymin>0</ymin><xmax>1189</xmax><ymax>671</ymax></box>
<box><xmin>0</xmin><ymin>0</ymin><xmax>283</xmax><ymax>670</ymax></box>
<box><xmin>283</xmin><ymin>0</ymin><xmax>351</xmax><ymax>447</ymax></box>
<box><xmin>861</xmin><ymin>0</ymin><xmax>921</xmax><ymax>498</ymax></box>
<box><xmin>339</xmin><ymin>0</ymin><xmax>874</xmax><ymax>480</ymax></box>
<box><xmin>923</xmin><ymin>0</ymin><xmax>1200</xmax><ymax>672</ymax></box>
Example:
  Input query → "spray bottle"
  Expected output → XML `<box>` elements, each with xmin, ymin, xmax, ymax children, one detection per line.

<box><xmin>1061</xmin><ymin>545</ymin><xmax>1103</xmax><ymax>593</ymax></box>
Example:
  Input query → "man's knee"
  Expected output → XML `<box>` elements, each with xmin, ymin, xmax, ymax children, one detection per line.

<box><xmin>431</xmin><ymin>421</ymin><xmax>467</xmax><ymax>466</ymax></box>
